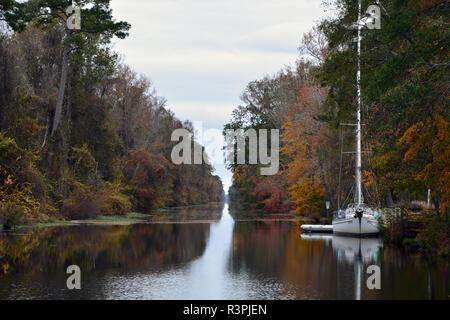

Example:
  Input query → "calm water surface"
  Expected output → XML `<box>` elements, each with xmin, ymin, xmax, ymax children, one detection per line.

<box><xmin>0</xmin><ymin>203</ymin><xmax>448</xmax><ymax>299</ymax></box>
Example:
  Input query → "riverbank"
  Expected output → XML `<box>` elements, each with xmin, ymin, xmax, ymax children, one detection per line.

<box><xmin>1</xmin><ymin>202</ymin><xmax>228</xmax><ymax>230</ymax></box>
<box><xmin>0</xmin><ymin>203</ymin><xmax>316</xmax><ymax>231</ymax></box>
<box><xmin>0</xmin><ymin>212</ymin><xmax>149</xmax><ymax>230</ymax></box>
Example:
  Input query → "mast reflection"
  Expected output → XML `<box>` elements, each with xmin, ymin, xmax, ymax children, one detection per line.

<box><xmin>301</xmin><ymin>233</ymin><xmax>382</xmax><ymax>299</ymax></box>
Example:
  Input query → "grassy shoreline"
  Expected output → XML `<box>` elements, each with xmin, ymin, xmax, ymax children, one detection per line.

<box><xmin>2</xmin><ymin>202</ymin><xmax>226</xmax><ymax>230</ymax></box>
<box><xmin>9</xmin><ymin>212</ymin><xmax>150</xmax><ymax>230</ymax></box>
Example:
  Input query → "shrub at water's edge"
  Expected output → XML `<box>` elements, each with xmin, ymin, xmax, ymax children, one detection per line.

<box><xmin>381</xmin><ymin>209</ymin><xmax>449</xmax><ymax>259</ymax></box>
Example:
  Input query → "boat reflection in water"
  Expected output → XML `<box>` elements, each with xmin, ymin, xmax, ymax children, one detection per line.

<box><xmin>300</xmin><ymin>233</ymin><xmax>383</xmax><ymax>300</ymax></box>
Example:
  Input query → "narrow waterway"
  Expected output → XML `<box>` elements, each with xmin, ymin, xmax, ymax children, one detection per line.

<box><xmin>0</xmin><ymin>203</ymin><xmax>448</xmax><ymax>299</ymax></box>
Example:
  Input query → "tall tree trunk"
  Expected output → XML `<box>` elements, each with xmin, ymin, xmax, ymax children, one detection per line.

<box><xmin>46</xmin><ymin>34</ymin><xmax>70</xmax><ymax>176</ymax></box>
<box><xmin>51</xmin><ymin>44</ymin><xmax>70</xmax><ymax>137</ymax></box>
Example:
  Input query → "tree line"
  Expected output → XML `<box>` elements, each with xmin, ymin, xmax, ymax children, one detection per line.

<box><xmin>0</xmin><ymin>0</ymin><xmax>224</xmax><ymax>228</ymax></box>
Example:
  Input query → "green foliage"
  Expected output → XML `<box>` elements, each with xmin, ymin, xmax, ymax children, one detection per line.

<box><xmin>2</xmin><ymin>0</ymin><xmax>131</xmax><ymax>38</ymax></box>
<box><xmin>0</xmin><ymin>202</ymin><xmax>25</xmax><ymax>229</ymax></box>
<box><xmin>0</xmin><ymin>132</ymin><xmax>23</xmax><ymax>163</ymax></box>
<box><xmin>0</xmin><ymin>0</ymin><xmax>32</xmax><ymax>32</ymax></box>
<box><xmin>70</xmin><ymin>144</ymin><xmax>97</xmax><ymax>180</ymax></box>
<box><xmin>0</xmin><ymin>133</ymin><xmax>48</xmax><ymax>223</ymax></box>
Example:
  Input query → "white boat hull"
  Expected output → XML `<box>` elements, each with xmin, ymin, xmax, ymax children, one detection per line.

<box><xmin>332</xmin><ymin>216</ymin><xmax>379</xmax><ymax>236</ymax></box>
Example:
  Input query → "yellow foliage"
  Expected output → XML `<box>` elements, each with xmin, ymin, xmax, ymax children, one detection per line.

<box><xmin>98</xmin><ymin>184</ymin><xmax>132</xmax><ymax>216</ymax></box>
<box><xmin>289</xmin><ymin>176</ymin><xmax>325</xmax><ymax>215</ymax></box>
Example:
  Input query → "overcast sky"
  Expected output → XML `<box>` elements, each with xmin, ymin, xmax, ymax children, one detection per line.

<box><xmin>110</xmin><ymin>0</ymin><xmax>326</xmax><ymax>192</ymax></box>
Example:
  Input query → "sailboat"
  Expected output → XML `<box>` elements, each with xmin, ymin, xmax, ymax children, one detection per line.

<box><xmin>332</xmin><ymin>0</ymin><xmax>379</xmax><ymax>236</ymax></box>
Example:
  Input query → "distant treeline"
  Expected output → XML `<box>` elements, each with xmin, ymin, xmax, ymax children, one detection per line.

<box><xmin>0</xmin><ymin>1</ymin><xmax>223</xmax><ymax>227</ymax></box>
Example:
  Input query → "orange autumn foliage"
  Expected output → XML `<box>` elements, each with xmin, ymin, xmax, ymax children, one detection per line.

<box><xmin>281</xmin><ymin>86</ymin><xmax>326</xmax><ymax>215</ymax></box>
<box><xmin>399</xmin><ymin>114</ymin><xmax>450</xmax><ymax>213</ymax></box>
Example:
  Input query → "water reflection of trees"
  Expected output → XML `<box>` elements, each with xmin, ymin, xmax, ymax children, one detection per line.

<box><xmin>0</xmin><ymin>222</ymin><xmax>211</xmax><ymax>278</ymax></box>
<box><xmin>150</xmin><ymin>202</ymin><xmax>224</xmax><ymax>222</ymax></box>
<box><xmin>363</xmin><ymin>248</ymin><xmax>449</xmax><ymax>300</ymax></box>
<box><xmin>230</xmin><ymin>222</ymin><xmax>379</xmax><ymax>299</ymax></box>
<box><xmin>228</xmin><ymin>221</ymin><xmax>343</xmax><ymax>299</ymax></box>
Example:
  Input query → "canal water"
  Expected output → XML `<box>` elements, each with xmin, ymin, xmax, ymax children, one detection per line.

<box><xmin>0</xmin><ymin>203</ymin><xmax>448</xmax><ymax>299</ymax></box>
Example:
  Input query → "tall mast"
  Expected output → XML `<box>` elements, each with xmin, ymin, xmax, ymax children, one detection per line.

<box><xmin>356</xmin><ymin>0</ymin><xmax>363</xmax><ymax>205</ymax></box>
